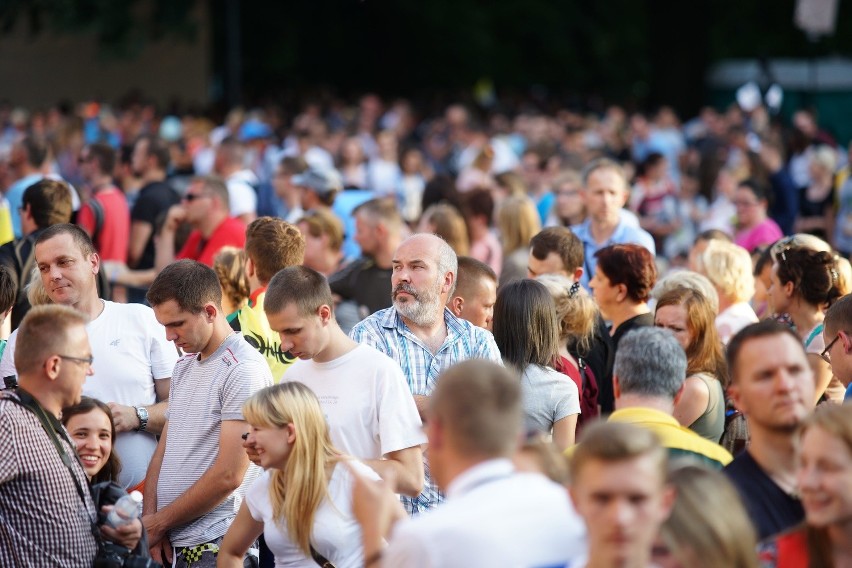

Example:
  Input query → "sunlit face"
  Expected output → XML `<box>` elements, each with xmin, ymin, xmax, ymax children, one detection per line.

<box><xmin>589</xmin><ymin>265</ymin><xmax>621</xmax><ymax>318</ymax></box>
<box><xmin>36</xmin><ymin>233</ymin><xmax>99</xmax><ymax>308</ymax></box>
<box><xmin>298</xmin><ymin>222</ymin><xmax>330</xmax><ymax>273</ymax></box>
<box><xmin>729</xmin><ymin>334</ymin><xmax>814</xmax><ymax>432</ymax></box>
<box><xmin>391</xmin><ymin>236</ymin><xmax>450</xmax><ymax>327</ymax></box>
<box><xmin>571</xmin><ymin>455</ymin><xmax>672</xmax><ymax>566</ymax></box>
<box><xmin>267</xmin><ymin>303</ymin><xmax>328</xmax><ymax>360</ymax></box>
<box><xmin>247</xmin><ymin>422</ymin><xmax>295</xmax><ymax>470</ymax></box>
<box><xmin>554</xmin><ymin>181</ymin><xmax>584</xmax><ymax>222</ymax></box>
<box><xmin>583</xmin><ymin>168</ymin><xmax>628</xmax><ymax>225</ymax></box>
<box><xmin>354</xmin><ymin>213</ymin><xmax>379</xmax><ymax>257</ymax></box>
<box><xmin>655</xmin><ymin>304</ymin><xmax>692</xmax><ymax>351</ymax></box>
<box><xmin>180</xmin><ymin>180</ymin><xmax>213</xmax><ymax>225</ymax></box>
<box><xmin>527</xmin><ymin>251</ymin><xmax>570</xmax><ymax>279</ymax></box>
<box><xmin>67</xmin><ymin>408</ymin><xmax>112</xmax><ymax>479</ymax></box>
<box><xmin>733</xmin><ymin>187</ymin><xmax>764</xmax><ymax>228</ymax></box>
<box><xmin>153</xmin><ymin>299</ymin><xmax>214</xmax><ymax>355</ymax></box>
<box><xmin>456</xmin><ymin>276</ymin><xmax>497</xmax><ymax>331</ymax></box>
<box><xmin>798</xmin><ymin>426</ymin><xmax>852</xmax><ymax>529</ymax></box>
<box><xmin>131</xmin><ymin>138</ymin><xmax>149</xmax><ymax>178</ymax></box>
<box><xmin>767</xmin><ymin>263</ymin><xmax>793</xmax><ymax>315</ymax></box>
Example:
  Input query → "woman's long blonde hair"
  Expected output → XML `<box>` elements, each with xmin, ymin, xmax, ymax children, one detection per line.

<box><xmin>242</xmin><ymin>382</ymin><xmax>341</xmax><ymax>557</ymax></box>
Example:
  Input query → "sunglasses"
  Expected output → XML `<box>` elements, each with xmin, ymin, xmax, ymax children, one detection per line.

<box><xmin>182</xmin><ymin>193</ymin><xmax>210</xmax><ymax>202</ymax></box>
<box><xmin>821</xmin><ymin>332</ymin><xmax>842</xmax><ymax>364</ymax></box>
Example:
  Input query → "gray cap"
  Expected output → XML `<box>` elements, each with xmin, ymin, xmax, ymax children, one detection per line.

<box><xmin>292</xmin><ymin>167</ymin><xmax>343</xmax><ymax>198</ymax></box>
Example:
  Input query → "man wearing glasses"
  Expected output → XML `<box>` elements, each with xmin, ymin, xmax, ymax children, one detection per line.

<box><xmin>0</xmin><ymin>224</ymin><xmax>177</xmax><ymax>493</ymax></box>
<box><xmin>0</xmin><ymin>305</ymin><xmax>143</xmax><ymax>566</ymax></box>
<box><xmin>822</xmin><ymin>294</ymin><xmax>852</xmax><ymax>401</ymax></box>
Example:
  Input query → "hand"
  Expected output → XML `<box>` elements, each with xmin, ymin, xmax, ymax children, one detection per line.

<box><xmin>100</xmin><ymin>507</ymin><xmax>143</xmax><ymax>550</ymax></box>
<box><xmin>142</xmin><ymin>512</ymin><xmax>167</xmax><ymax>549</ymax></box>
<box><xmin>163</xmin><ymin>205</ymin><xmax>187</xmax><ymax>233</ymax></box>
<box><xmin>242</xmin><ymin>435</ymin><xmax>261</xmax><ymax>466</ymax></box>
<box><xmin>107</xmin><ymin>403</ymin><xmax>140</xmax><ymax>433</ymax></box>
<box><xmin>149</xmin><ymin>534</ymin><xmax>173</xmax><ymax>565</ymax></box>
<box><xmin>101</xmin><ymin>261</ymin><xmax>129</xmax><ymax>285</ymax></box>
<box><xmin>348</xmin><ymin>462</ymin><xmax>405</xmax><ymax>540</ymax></box>
<box><xmin>759</xmin><ymin>145</ymin><xmax>783</xmax><ymax>173</ymax></box>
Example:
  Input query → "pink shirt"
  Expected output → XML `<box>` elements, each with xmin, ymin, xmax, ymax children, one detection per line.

<box><xmin>734</xmin><ymin>218</ymin><xmax>783</xmax><ymax>252</ymax></box>
<box><xmin>469</xmin><ymin>231</ymin><xmax>503</xmax><ymax>276</ymax></box>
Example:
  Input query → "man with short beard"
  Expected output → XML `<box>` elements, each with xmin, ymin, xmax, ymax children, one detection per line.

<box><xmin>350</xmin><ymin>233</ymin><xmax>501</xmax><ymax>515</ymax></box>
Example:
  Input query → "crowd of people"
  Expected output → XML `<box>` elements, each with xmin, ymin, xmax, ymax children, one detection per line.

<box><xmin>1</xmin><ymin>92</ymin><xmax>852</xmax><ymax>567</ymax></box>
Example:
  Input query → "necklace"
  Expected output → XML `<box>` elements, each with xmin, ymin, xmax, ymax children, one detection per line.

<box><xmin>199</xmin><ymin>331</ymin><xmax>235</xmax><ymax>361</ymax></box>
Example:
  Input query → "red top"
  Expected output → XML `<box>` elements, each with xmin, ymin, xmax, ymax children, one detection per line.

<box><xmin>177</xmin><ymin>217</ymin><xmax>246</xmax><ymax>266</ymax></box>
<box><xmin>77</xmin><ymin>186</ymin><xmax>130</xmax><ymax>262</ymax></box>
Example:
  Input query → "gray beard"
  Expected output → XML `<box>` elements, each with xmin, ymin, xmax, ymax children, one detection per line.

<box><xmin>394</xmin><ymin>292</ymin><xmax>442</xmax><ymax>327</ymax></box>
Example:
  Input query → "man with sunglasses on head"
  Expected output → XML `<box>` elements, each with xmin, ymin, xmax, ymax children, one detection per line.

<box><xmin>822</xmin><ymin>294</ymin><xmax>852</xmax><ymax>400</ymax></box>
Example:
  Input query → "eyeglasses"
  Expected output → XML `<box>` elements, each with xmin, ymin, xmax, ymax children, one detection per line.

<box><xmin>732</xmin><ymin>199</ymin><xmax>760</xmax><ymax>207</ymax></box>
<box><xmin>58</xmin><ymin>354</ymin><xmax>94</xmax><ymax>368</ymax></box>
<box><xmin>821</xmin><ymin>333</ymin><xmax>842</xmax><ymax>364</ymax></box>
<box><xmin>182</xmin><ymin>193</ymin><xmax>210</xmax><ymax>202</ymax></box>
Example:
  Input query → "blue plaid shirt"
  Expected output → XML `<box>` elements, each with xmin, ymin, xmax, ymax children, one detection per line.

<box><xmin>350</xmin><ymin>306</ymin><xmax>502</xmax><ymax>513</ymax></box>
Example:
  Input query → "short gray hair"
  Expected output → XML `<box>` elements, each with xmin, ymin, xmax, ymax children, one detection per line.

<box><xmin>435</xmin><ymin>235</ymin><xmax>458</xmax><ymax>297</ymax></box>
<box><xmin>614</xmin><ymin>327</ymin><xmax>687</xmax><ymax>400</ymax></box>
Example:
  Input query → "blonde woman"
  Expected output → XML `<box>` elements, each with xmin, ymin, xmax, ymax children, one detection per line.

<box><xmin>496</xmin><ymin>194</ymin><xmax>541</xmax><ymax>287</ymax></box>
<box><xmin>654</xmin><ymin>464</ymin><xmax>758</xmax><ymax>568</ymax></box>
<box><xmin>219</xmin><ymin>382</ymin><xmax>379</xmax><ymax>568</ymax></box>
<box><xmin>213</xmin><ymin>247</ymin><xmax>249</xmax><ymax>320</ymax></box>
<box><xmin>698</xmin><ymin>240</ymin><xmax>758</xmax><ymax>344</ymax></box>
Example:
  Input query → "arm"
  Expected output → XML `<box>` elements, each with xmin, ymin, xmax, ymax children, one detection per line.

<box><xmin>364</xmin><ymin>446</ymin><xmax>424</xmax><ymax>498</ymax></box>
<box><xmin>348</xmin><ymin>463</ymin><xmax>408</xmax><ymax>566</ymax></box>
<box><xmin>127</xmin><ymin>220</ymin><xmax>153</xmax><ymax>268</ymax></box>
<box><xmin>154</xmin><ymin>205</ymin><xmax>185</xmax><ymax>273</ymax></box>
<box><xmin>144</xmin><ymin>420</ymin><xmax>251</xmax><ymax>544</ymax></box>
<box><xmin>413</xmin><ymin>395</ymin><xmax>429</xmax><ymax>421</ymax></box>
<box><xmin>551</xmin><ymin>414</ymin><xmax>577</xmax><ymax>451</ymax></box>
<box><xmin>142</xmin><ymin>421</ymin><xmax>170</xmax><ymax>564</ymax></box>
<box><xmin>672</xmin><ymin>375</ymin><xmax>711</xmax><ymax>428</ymax></box>
<box><xmin>218</xmin><ymin>502</ymin><xmax>264</xmax><ymax>568</ymax></box>
<box><xmin>107</xmin><ymin>378</ymin><xmax>170</xmax><ymax>435</ymax></box>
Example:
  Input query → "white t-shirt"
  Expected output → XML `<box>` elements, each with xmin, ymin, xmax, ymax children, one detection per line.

<box><xmin>0</xmin><ymin>301</ymin><xmax>178</xmax><ymax>489</ymax></box>
<box><xmin>227</xmin><ymin>170</ymin><xmax>259</xmax><ymax>217</ymax></box>
<box><xmin>281</xmin><ymin>345</ymin><xmax>426</xmax><ymax>459</ymax></box>
<box><xmin>715</xmin><ymin>302</ymin><xmax>759</xmax><ymax>345</ymax></box>
<box><xmin>245</xmin><ymin>460</ymin><xmax>379</xmax><ymax>568</ymax></box>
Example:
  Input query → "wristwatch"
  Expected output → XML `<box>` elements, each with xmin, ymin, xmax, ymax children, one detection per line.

<box><xmin>134</xmin><ymin>406</ymin><xmax>149</xmax><ymax>432</ymax></box>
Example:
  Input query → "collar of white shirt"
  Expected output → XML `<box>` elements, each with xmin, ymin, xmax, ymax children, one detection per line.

<box><xmin>445</xmin><ymin>458</ymin><xmax>515</xmax><ymax>500</ymax></box>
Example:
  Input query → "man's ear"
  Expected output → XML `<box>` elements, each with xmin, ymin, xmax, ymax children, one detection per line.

<box><xmin>448</xmin><ymin>296</ymin><xmax>464</xmax><ymax>317</ymax></box>
<box><xmin>573</xmin><ymin>266</ymin><xmax>584</xmax><ymax>283</ymax></box>
<box><xmin>245</xmin><ymin>257</ymin><xmax>255</xmax><ymax>279</ymax></box>
<box><xmin>204</xmin><ymin>302</ymin><xmax>218</xmax><ymax>322</ymax></box>
<box><xmin>613</xmin><ymin>374</ymin><xmax>621</xmax><ymax>399</ymax></box>
<box><xmin>318</xmin><ymin>304</ymin><xmax>332</xmax><ymax>325</ymax></box>
<box><xmin>728</xmin><ymin>382</ymin><xmax>745</xmax><ymax>414</ymax></box>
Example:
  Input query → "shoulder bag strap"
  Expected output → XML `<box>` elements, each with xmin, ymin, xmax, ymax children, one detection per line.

<box><xmin>7</xmin><ymin>390</ymin><xmax>100</xmax><ymax>534</ymax></box>
<box><xmin>310</xmin><ymin>544</ymin><xmax>336</xmax><ymax>568</ymax></box>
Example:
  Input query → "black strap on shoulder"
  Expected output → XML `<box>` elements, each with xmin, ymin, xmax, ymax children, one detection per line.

<box><xmin>6</xmin><ymin>389</ymin><xmax>99</xmax><ymax>534</ymax></box>
<box><xmin>88</xmin><ymin>199</ymin><xmax>106</xmax><ymax>246</ymax></box>
<box><xmin>310</xmin><ymin>544</ymin><xmax>336</xmax><ymax>568</ymax></box>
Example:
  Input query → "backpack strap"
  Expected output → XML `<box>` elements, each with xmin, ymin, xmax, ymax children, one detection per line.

<box><xmin>87</xmin><ymin>198</ymin><xmax>105</xmax><ymax>246</ymax></box>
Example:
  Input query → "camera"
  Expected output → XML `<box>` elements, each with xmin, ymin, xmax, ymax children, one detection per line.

<box><xmin>94</xmin><ymin>542</ymin><xmax>162</xmax><ymax>568</ymax></box>
<box><xmin>90</xmin><ymin>481</ymin><xmax>162</xmax><ymax>568</ymax></box>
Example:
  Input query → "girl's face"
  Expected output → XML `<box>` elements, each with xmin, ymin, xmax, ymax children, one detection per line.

<box><xmin>247</xmin><ymin>422</ymin><xmax>296</xmax><ymax>470</ymax></box>
<box><xmin>798</xmin><ymin>426</ymin><xmax>852</xmax><ymax>528</ymax></box>
<box><xmin>655</xmin><ymin>304</ymin><xmax>692</xmax><ymax>351</ymax></box>
<box><xmin>767</xmin><ymin>263</ymin><xmax>793</xmax><ymax>315</ymax></box>
<box><xmin>66</xmin><ymin>408</ymin><xmax>112</xmax><ymax>479</ymax></box>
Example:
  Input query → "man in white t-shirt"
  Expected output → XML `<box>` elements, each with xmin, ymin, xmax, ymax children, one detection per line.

<box><xmin>262</xmin><ymin>265</ymin><xmax>425</xmax><ymax>497</ymax></box>
<box><xmin>1</xmin><ymin>224</ymin><xmax>177</xmax><ymax>491</ymax></box>
<box><xmin>214</xmin><ymin>138</ymin><xmax>258</xmax><ymax>225</ymax></box>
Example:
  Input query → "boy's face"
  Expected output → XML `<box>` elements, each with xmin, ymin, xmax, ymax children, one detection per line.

<box><xmin>571</xmin><ymin>455</ymin><xmax>673</xmax><ymax>565</ymax></box>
